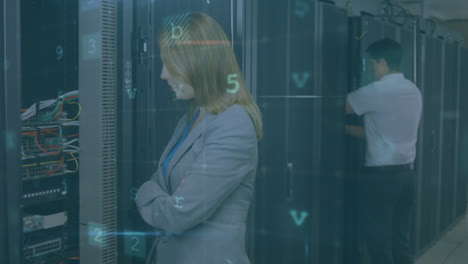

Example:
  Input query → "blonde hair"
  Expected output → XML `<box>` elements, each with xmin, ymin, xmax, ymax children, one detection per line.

<box><xmin>158</xmin><ymin>12</ymin><xmax>263</xmax><ymax>141</ymax></box>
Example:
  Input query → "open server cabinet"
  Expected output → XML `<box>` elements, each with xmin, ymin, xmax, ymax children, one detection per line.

<box><xmin>2</xmin><ymin>0</ymin><xmax>81</xmax><ymax>263</ymax></box>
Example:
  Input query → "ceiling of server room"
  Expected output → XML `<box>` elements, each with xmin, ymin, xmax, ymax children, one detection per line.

<box><xmin>397</xmin><ymin>0</ymin><xmax>468</xmax><ymax>20</ymax></box>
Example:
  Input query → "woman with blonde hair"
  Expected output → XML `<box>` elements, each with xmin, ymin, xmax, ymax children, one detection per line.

<box><xmin>136</xmin><ymin>12</ymin><xmax>262</xmax><ymax>264</ymax></box>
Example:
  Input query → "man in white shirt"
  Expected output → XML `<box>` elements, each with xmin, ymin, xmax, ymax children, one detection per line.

<box><xmin>346</xmin><ymin>38</ymin><xmax>422</xmax><ymax>264</ymax></box>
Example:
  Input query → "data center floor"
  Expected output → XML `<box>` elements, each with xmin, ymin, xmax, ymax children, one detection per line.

<box><xmin>416</xmin><ymin>210</ymin><xmax>468</xmax><ymax>264</ymax></box>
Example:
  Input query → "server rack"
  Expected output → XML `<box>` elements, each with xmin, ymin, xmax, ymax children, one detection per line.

<box><xmin>439</xmin><ymin>41</ymin><xmax>460</xmax><ymax>233</ymax></box>
<box><xmin>414</xmin><ymin>33</ymin><xmax>445</xmax><ymax>254</ymax></box>
<box><xmin>255</xmin><ymin>1</ymin><xmax>348</xmax><ymax>263</ymax></box>
<box><xmin>21</xmin><ymin>1</ymin><xmax>80</xmax><ymax>262</ymax></box>
<box><xmin>78</xmin><ymin>0</ymin><xmax>119</xmax><ymax>263</ymax></box>
<box><xmin>457</xmin><ymin>46</ymin><xmax>468</xmax><ymax>220</ymax></box>
<box><xmin>3</xmin><ymin>0</ymin><xmax>151</xmax><ymax>263</ymax></box>
<box><xmin>1</xmin><ymin>0</ymin><xmax>84</xmax><ymax>263</ymax></box>
<box><xmin>117</xmin><ymin>0</ymin><xmax>141</xmax><ymax>263</ymax></box>
<box><xmin>413</xmin><ymin>29</ymin><xmax>467</xmax><ymax>255</ymax></box>
<box><xmin>0</xmin><ymin>0</ymin><xmax>23</xmax><ymax>263</ymax></box>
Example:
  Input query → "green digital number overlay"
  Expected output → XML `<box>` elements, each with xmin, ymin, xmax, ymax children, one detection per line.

<box><xmin>227</xmin><ymin>74</ymin><xmax>240</xmax><ymax>94</ymax></box>
<box><xmin>124</xmin><ymin>231</ymin><xmax>146</xmax><ymax>259</ymax></box>
<box><xmin>88</xmin><ymin>222</ymin><xmax>104</xmax><ymax>247</ymax></box>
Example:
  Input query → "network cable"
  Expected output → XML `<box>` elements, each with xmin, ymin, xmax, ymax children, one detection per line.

<box><xmin>21</xmin><ymin>90</ymin><xmax>79</xmax><ymax>121</ymax></box>
<box><xmin>382</xmin><ymin>0</ymin><xmax>416</xmax><ymax>27</ymax></box>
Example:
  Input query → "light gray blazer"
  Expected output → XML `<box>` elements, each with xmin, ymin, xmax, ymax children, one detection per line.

<box><xmin>136</xmin><ymin>104</ymin><xmax>258</xmax><ymax>264</ymax></box>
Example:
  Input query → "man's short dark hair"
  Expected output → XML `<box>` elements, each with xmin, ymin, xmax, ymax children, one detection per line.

<box><xmin>366</xmin><ymin>38</ymin><xmax>403</xmax><ymax>71</ymax></box>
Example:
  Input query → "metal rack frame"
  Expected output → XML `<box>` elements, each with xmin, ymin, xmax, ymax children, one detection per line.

<box><xmin>0</xmin><ymin>0</ymin><xmax>23</xmax><ymax>263</ymax></box>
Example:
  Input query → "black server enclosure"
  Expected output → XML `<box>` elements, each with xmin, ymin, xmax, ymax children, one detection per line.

<box><xmin>439</xmin><ymin>42</ymin><xmax>460</xmax><ymax>234</ymax></box>
<box><xmin>440</xmin><ymin>39</ymin><xmax>464</xmax><ymax>246</ymax></box>
<box><xmin>414</xmin><ymin>31</ymin><xmax>466</xmax><ymax>255</ymax></box>
<box><xmin>414</xmin><ymin>34</ymin><xmax>444</xmax><ymax>254</ymax></box>
<box><xmin>457</xmin><ymin>47</ymin><xmax>468</xmax><ymax>220</ymax></box>
<box><xmin>255</xmin><ymin>1</ymin><xmax>348</xmax><ymax>263</ymax></box>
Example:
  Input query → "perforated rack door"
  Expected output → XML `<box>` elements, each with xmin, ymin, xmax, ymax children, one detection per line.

<box><xmin>79</xmin><ymin>0</ymin><xmax>118</xmax><ymax>263</ymax></box>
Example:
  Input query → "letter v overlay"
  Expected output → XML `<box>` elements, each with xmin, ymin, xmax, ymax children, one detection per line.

<box><xmin>126</xmin><ymin>88</ymin><xmax>137</xmax><ymax>99</ymax></box>
<box><xmin>289</xmin><ymin>210</ymin><xmax>309</xmax><ymax>226</ymax></box>
<box><xmin>291</xmin><ymin>72</ymin><xmax>310</xmax><ymax>89</ymax></box>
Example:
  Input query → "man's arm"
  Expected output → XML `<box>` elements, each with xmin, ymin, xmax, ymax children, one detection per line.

<box><xmin>345</xmin><ymin>125</ymin><xmax>366</xmax><ymax>139</ymax></box>
<box><xmin>345</xmin><ymin>98</ymin><xmax>356</xmax><ymax>115</ymax></box>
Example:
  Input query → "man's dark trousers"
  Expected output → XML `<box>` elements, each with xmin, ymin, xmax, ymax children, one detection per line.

<box><xmin>358</xmin><ymin>164</ymin><xmax>416</xmax><ymax>264</ymax></box>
